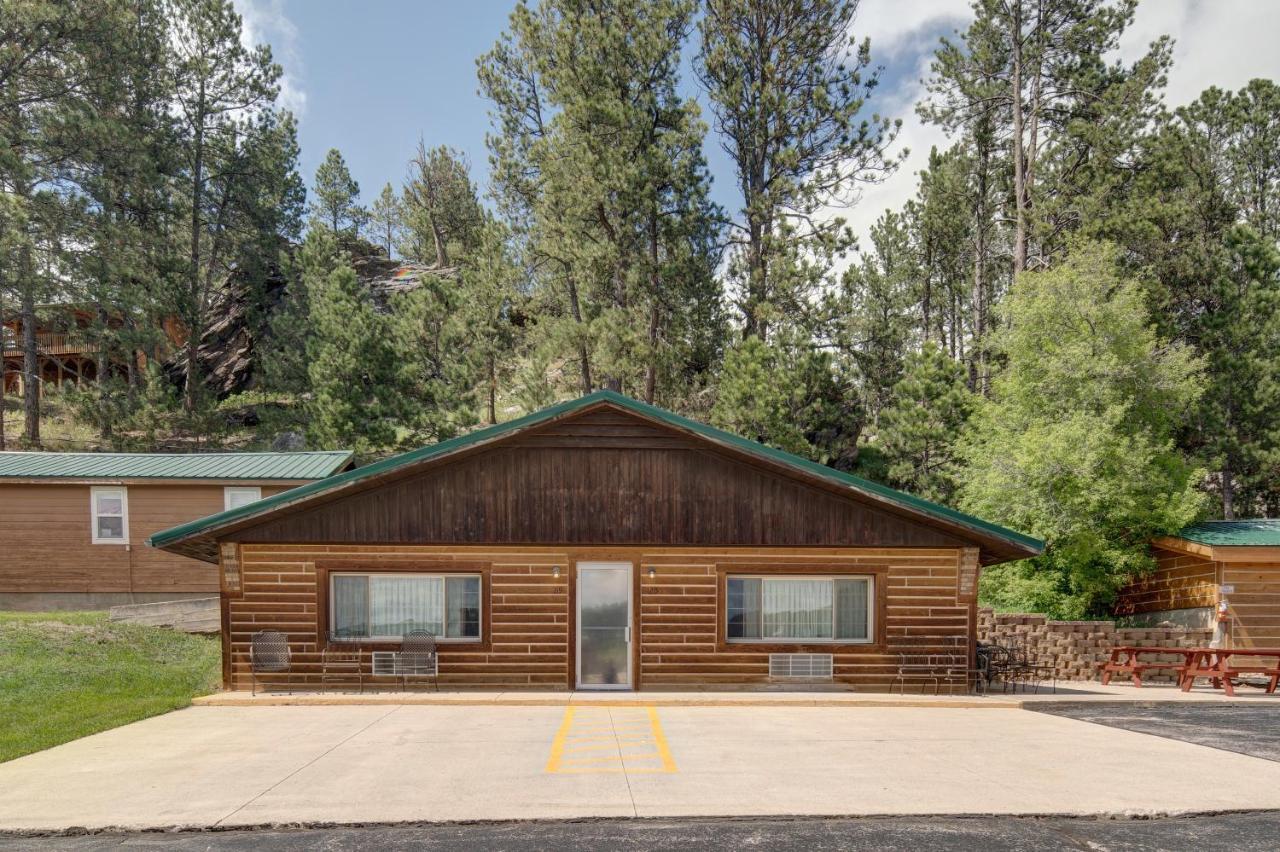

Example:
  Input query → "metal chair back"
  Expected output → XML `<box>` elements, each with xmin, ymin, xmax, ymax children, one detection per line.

<box><xmin>249</xmin><ymin>630</ymin><xmax>291</xmax><ymax>695</ymax></box>
<box><xmin>250</xmin><ymin>630</ymin><xmax>291</xmax><ymax>673</ymax></box>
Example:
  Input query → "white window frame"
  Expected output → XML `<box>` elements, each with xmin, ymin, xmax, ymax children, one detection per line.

<box><xmin>726</xmin><ymin>574</ymin><xmax>875</xmax><ymax>645</ymax></box>
<box><xmin>223</xmin><ymin>486</ymin><xmax>262</xmax><ymax>511</ymax></box>
<box><xmin>329</xmin><ymin>572</ymin><xmax>483</xmax><ymax>643</ymax></box>
<box><xmin>90</xmin><ymin>486</ymin><xmax>129</xmax><ymax>545</ymax></box>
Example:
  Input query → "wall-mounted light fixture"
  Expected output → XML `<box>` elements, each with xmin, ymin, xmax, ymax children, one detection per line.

<box><xmin>553</xmin><ymin>565</ymin><xmax>561</xmax><ymax>579</ymax></box>
<box><xmin>648</xmin><ymin>566</ymin><xmax>656</xmax><ymax>580</ymax></box>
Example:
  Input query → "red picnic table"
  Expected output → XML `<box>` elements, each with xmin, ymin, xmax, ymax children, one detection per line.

<box><xmin>1180</xmin><ymin>648</ymin><xmax>1280</xmax><ymax>696</ymax></box>
<box><xmin>1099</xmin><ymin>646</ymin><xmax>1198</xmax><ymax>688</ymax></box>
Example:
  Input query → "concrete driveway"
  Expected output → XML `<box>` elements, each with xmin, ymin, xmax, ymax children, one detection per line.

<box><xmin>3</xmin><ymin>704</ymin><xmax>1280</xmax><ymax>832</ymax></box>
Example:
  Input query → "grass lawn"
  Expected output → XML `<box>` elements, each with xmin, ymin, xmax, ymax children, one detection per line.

<box><xmin>0</xmin><ymin>611</ymin><xmax>221</xmax><ymax>763</ymax></box>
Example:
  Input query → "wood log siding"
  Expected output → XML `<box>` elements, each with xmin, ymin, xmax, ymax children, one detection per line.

<box><xmin>1114</xmin><ymin>546</ymin><xmax>1219</xmax><ymax>616</ymax></box>
<box><xmin>228</xmin><ymin>409</ymin><xmax>972</xmax><ymax>552</ymax></box>
<box><xmin>1224</xmin><ymin>562</ymin><xmax>1280</xmax><ymax>649</ymax></box>
<box><xmin>225</xmin><ymin>544</ymin><xmax>972</xmax><ymax>691</ymax></box>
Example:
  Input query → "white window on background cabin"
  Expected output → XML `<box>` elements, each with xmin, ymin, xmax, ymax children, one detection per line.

<box><xmin>90</xmin><ymin>486</ymin><xmax>129</xmax><ymax>544</ymax></box>
<box><xmin>224</xmin><ymin>486</ymin><xmax>262</xmax><ymax>511</ymax></box>
<box><xmin>726</xmin><ymin>575</ymin><xmax>873</xmax><ymax>643</ymax></box>
<box><xmin>330</xmin><ymin>573</ymin><xmax>482</xmax><ymax>642</ymax></box>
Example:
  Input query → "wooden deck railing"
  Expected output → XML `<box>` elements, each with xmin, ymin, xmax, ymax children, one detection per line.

<box><xmin>2</xmin><ymin>332</ymin><xmax>91</xmax><ymax>358</ymax></box>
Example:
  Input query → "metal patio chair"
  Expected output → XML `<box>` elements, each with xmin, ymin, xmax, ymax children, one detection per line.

<box><xmin>397</xmin><ymin>630</ymin><xmax>439</xmax><ymax>691</ymax></box>
<box><xmin>893</xmin><ymin>636</ymin><xmax>941</xmax><ymax>695</ymax></box>
<box><xmin>249</xmin><ymin>630</ymin><xmax>293</xmax><ymax>695</ymax></box>
<box><xmin>321</xmin><ymin>646</ymin><xmax>365</xmax><ymax>693</ymax></box>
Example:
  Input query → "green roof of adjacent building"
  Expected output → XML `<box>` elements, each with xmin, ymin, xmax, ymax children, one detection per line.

<box><xmin>149</xmin><ymin>390</ymin><xmax>1044</xmax><ymax>560</ymax></box>
<box><xmin>1176</xmin><ymin>519</ymin><xmax>1280</xmax><ymax>547</ymax></box>
<box><xmin>0</xmin><ymin>450</ymin><xmax>353</xmax><ymax>481</ymax></box>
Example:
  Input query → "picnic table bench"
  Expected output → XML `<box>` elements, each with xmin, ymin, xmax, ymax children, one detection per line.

<box><xmin>1099</xmin><ymin>646</ymin><xmax>1197</xmax><ymax>688</ymax></box>
<box><xmin>1180</xmin><ymin>648</ymin><xmax>1280</xmax><ymax>696</ymax></box>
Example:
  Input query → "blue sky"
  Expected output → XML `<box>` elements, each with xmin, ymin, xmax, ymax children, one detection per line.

<box><xmin>237</xmin><ymin>0</ymin><xmax>1280</xmax><ymax>253</ymax></box>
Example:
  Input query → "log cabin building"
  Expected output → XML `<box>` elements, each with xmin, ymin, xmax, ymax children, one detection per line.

<box><xmin>150</xmin><ymin>391</ymin><xmax>1043</xmax><ymax>692</ymax></box>
<box><xmin>0</xmin><ymin>451</ymin><xmax>353</xmax><ymax>610</ymax></box>
<box><xmin>2</xmin><ymin>306</ymin><xmax>186</xmax><ymax>396</ymax></box>
<box><xmin>1116</xmin><ymin>520</ymin><xmax>1280</xmax><ymax>650</ymax></box>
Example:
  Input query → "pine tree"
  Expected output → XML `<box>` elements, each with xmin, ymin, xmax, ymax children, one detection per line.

<box><xmin>368</xmin><ymin>183</ymin><xmax>402</xmax><ymax>258</ymax></box>
<box><xmin>878</xmin><ymin>343</ymin><xmax>972</xmax><ymax>505</ymax></box>
<box><xmin>169</xmin><ymin>0</ymin><xmax>281</xmax><ymax>413</ymax></box>
<box><xmin>302</xmin><ymin>230</ymin><xmax>398</xmax><ymax>454</ymax></box>
<box><xmin>458</xmin><ymin>216</ymin><xmax>523</xmax><ymax>424</ymax></box>
<box><xmin>399</xmin><ymin>143</ymin><xmax>481</xmax><ymax>268</ymax></box>
<box><xmin>922</xmin><ymin>0</ymin><xmax>1169</xmax><ymax>275</ymax></box>
<box><xmin>479</xmin><ymin>0</ymin><xmax>724</xmax><ymax>403</ymax></box>
<box><xmin>1101</xmin><ymin>81</ymin><xmax>1280</xmax><ymax>517</ymax></box>
<box><xmin>309</xmin><ymin>148</ymin><xmax>363</xmax><ymax>235</ymax></box>
<box><xmin>697</xmin><ymin>0</ymin><xmax>900</xmax><ymax>341</ymax></box>
<box><xmin>712</xmin><ymin>331</ymin><xmax>860</xmax><ymax>467</ymax></box>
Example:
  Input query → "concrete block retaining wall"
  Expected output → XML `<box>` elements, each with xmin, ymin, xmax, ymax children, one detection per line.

<box><xmin>977</xmin><ymin>609</ymin><xmax>1212</xmax><ymax>683</ymax></box>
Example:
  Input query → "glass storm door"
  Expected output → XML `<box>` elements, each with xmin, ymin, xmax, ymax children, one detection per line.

<box><xmin>577</xmin><ymin>562</ymin><xmax>633</xmax><ymax>689</ymax></box>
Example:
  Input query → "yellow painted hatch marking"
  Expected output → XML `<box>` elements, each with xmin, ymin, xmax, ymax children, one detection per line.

<box><xmin>545</xmin><ymin>705</ymin><xmax>677</xmax><ymax>774</ymax></box>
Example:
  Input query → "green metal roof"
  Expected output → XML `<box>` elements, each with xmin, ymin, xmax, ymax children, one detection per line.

<box><xmin>0</xmin><ymin>450</ymin><xmax>353</xmax><ymax>481</ymax></box>
<box><xmin>1176</xmin><ymin>519</ymin><xmax>1280</xmax><ymax>547</ymax></box>
<box><xmin>148</xmin><ymin>390</ymin><xmax>1044</xmax><ymax>558</ymax></box>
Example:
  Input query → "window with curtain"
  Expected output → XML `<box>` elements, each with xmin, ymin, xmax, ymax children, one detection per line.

<box><xmin>726</xmin><ymin>576</ymin><xmax>871</xmax><ymax>642</ymax></box>
<box><xmin>330</xmin><ymin>574</ymin><xmax>481</xmax><ymax>641</ymax></box>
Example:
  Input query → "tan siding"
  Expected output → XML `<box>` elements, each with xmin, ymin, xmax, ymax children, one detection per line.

<box><xmin>226</xmin><ymin>544</ymin><xmax>972</xmax><ymax>692</ymax></box>
<box><xmin>1225</xmin><ymin>561</ymin><xmax>1280</xmax><ymax>650</ymax></box>
<box><xmin>1114</xmin><ymin>546</ymin><xmax>1218</xmax><ymax>615</ymax></box>
<box><xmin>0</xmin><ymin>483</ymin><xmax>291</xmax><ymax>596</ymax></box>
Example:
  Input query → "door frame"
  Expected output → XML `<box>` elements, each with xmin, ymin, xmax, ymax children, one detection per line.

<box><xmin>575</xmin><ymin>560</ymin><xmax>634</xmax><ymax>691</ymax></box>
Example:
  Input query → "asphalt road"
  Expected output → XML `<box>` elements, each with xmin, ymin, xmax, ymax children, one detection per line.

<box><xmin>1030</xmin><ymin>703</ymin><xmax>1280</xmax><ymax>763</ymax></box>
<box><xmin>4</xmin><ymin>814</ymin><xmax>1280</xmax><ymax>851</ymax></box>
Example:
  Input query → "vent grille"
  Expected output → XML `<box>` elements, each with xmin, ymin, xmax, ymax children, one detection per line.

<box><xmin>769</xmin><ymin>653</ymin><xmax>834</xmax><ymax>680</ymax></box>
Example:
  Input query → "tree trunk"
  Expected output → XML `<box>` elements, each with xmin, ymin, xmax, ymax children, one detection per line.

<box><xmin>97</xmin><ymin>305</ymin><xmax>112</xmax><ymax>442</ymax></box>
<box><xmin>430</xmin><ymin>214</ymin><xmax>448</xmax><ymax>268</ymax></box>
<box><xmin>20</xmin><ymin>274</ymin><xmax>40</xmax><ymax>447</ymax></box>
<box><xmin>971</xmin><ymin>142</ymin><xmax>989</xmax><ymax>393</ymax></box>
<box><xmin>0</xmin><ymin>298</ymin><xmax>6</xmax><ymax>452</ymax></box>
<box><xmin>1010</xmin><ymin>0</ymin><xmax>1029</xmax><ymax>276</ymax></box>
<box><xmin>1223</xmin><ymin>458</ymin><xmax>1235</xmax><ymax>521</ymax></box>
<box><xmin>184</xmin><ymin>92</ymin><xmax>205</xmax><ymax>413</ymax></box>
<box><xmin>564</xmin><ymin>269</ymin><xmax>592</xmax><ymax>395</ymax></box>
<box><xmin>487</xmin><ymin>353</ymin><xmax>497</xmax><ymax>425</ymax></box>
<box><xmin>645</xmin><ymin>208</ymin><xmax>660</xmax><ymax>405</ymax></box>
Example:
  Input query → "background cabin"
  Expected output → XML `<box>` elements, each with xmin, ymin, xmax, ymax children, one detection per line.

<box><xmin>1116</xmin><ymin>520</ymin><xmax>1280</xmax><ymax>649</ymax></box>
<box><xmin>0</xmin><ymin>450</ymin><xmax>352</xmax><ymax>611</ymax></box>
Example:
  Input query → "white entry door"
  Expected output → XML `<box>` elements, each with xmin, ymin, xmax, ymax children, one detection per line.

<box><xmin>576</xmin><ymin>562</ymin><xmax>632</xmax><ymax>690</ymax></box>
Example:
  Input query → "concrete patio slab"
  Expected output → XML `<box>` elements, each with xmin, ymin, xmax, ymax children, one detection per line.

<box><xmin>190</xmin><ymin>681</ymin><xmax>1280</xmax><ymax>708</ymax></box>
<box><xmin>3</xmin><ymin>701</ymin><xmax>1280</xmax><ymax>833</ymax></box>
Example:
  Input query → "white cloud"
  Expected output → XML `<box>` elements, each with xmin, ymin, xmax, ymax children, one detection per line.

<box><xmin>234</xmin><ymin>0</ymin><xmax>307</xmax><ymax>117</ymax></box>
<box><xmin>1120</xmin><ymin>0</ymin><xmax>1280</xmax><ymax>108</ymax></box>
<box><xmin>829</xmin><ymin>2</ymin><xmax>971</xmax><ymax>269</ymax></box>
<box><xmin>852</xmin><ymin>0</ymin><xmax>968</xmax><ymax>61</ymax></box>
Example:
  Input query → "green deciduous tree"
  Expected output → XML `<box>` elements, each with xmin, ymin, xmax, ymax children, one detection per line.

<box><xmin>960</xmin><ymin>243</ymin><xmax>1206</xmax><ymax>618</ymax></box>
